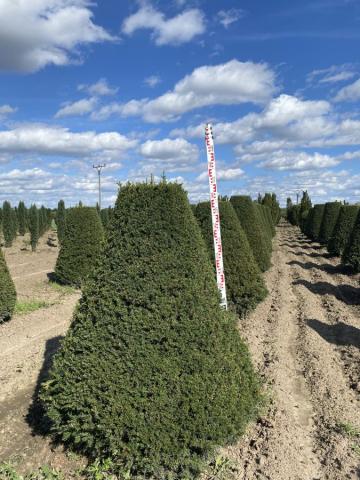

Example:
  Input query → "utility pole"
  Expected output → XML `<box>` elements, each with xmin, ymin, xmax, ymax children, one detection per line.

<box><xmin>93</xmin><ymin>164</ymin><xmax>106</xmax><ymax>210</ymax></box>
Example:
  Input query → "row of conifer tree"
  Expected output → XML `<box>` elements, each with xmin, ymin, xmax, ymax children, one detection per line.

<box><xmin>0</xmin><ymin>182</ymin><xmax>280</xmax><ymax>478</ymax></box>
<box><xmin>286</xmin><ymin>193</ymin><xmax>360</xmax><ymax>272</ymax></box>
<box><xmin>0</xmin><ymin>201</ymin><xmax>52</xmax><ymax>250</ymax></box>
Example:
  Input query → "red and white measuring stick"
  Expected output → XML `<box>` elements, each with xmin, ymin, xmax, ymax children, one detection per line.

<box><xmin>205</xmin><ymin>123</ymin><xmax>228</xmax><ymax>310</ymax></box>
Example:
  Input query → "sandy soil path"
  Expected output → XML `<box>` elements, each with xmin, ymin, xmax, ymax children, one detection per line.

<box><xmin>0</xmin><ymin>225</ymin><xmax>359</xmax><ymax>479</ymax></box>
<box><xmin>0</xmin><ymin>234</ymin><xmax>80</xmax><ymax>473</ymax></box>
<box><xmin>218</xmin><ymin>223</ymin><xmax>360</xmax><ymax>480</ymax></box>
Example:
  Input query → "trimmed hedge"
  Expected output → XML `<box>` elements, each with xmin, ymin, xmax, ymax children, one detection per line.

<box><xmin>41</xmin><ymin>183</ymin><xmax>260</xmax><ymax>478</ymax></box>
<box><xmin>0</xmin><ymin>247</ymin><xmax>16</xmax><ymax>322</ymax></box>
<box><xmin>56</xmin><ymin>200</ymin><xmax>66</xmax><ymax>245</ymax></box>
<box><xmin>342</xmin><ymin>210</ymin><xmax>360</xmax><ymax>273</ymax></box>
<box><xmin>230</xmin><ymin>196</ymin><xmax>271</xmax><ymax>272</ymax></box>
<box><xmin>318</xmin><ymin>202</ymin><xmax>342</xmax><ymax>244</ymax></box>
<box><xmin>54</xmin><ymin>206</ymin><xmax>104</xmax><ymax>287</ymax></box>
<box><xmin>328</xmin><ymin>205</ymin><xmax>359</xmax><ymax>257</ymax></box>
<box><xmin>194</xmin><ymin>201</ymin><xmax>267</xmax><ymax>317</ymax></box>
<box><xmin>308</xmin><ymin>204</ymin><xmax>325</xmax><ymax>241</ymax></box>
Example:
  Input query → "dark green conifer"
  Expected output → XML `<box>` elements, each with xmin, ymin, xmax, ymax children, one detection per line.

<box><xmin>328</xmin><ymin>205</ymin><xmax>359</xmax><ymax>256</ymax></box>
<box><xmin>29</xmin><ymin>205</ymin><xmax>39</xmax><ymax>252</ymax></box>
<box><xmin>230</xmin><ymin>196</ymin><xmax>271</xmax><ymax>272</ymax></box>
<box><xmin>2</xmin><ymin>201</ymin><xmax>13</xmax><ymax>247</ymax></box>
<box><xmin>318</xmin><ymin>202</ymin><xmax>342</xmax><ymax>244</ymax></box>
<box><xmin>41</xmin><ymin>183</ymin><xmax>260</xmax><ymax>478</ymax></box>
<box><xmin>309</xmin><ymin>204</ymin><xmax>325</xmax><ymax>241</ymax></box>
<box><xmin>0</xmin><ymin>247</ymin><xmax>16</xmax><ymax>322</ymax></box>
<box><xmin>56</xmin><ymin>200</ymin><xmax>66</xmax><ymax>245</ymax></box>
<box><xmin>54</xmin><ymin>206</ymin><xmax>104</xmax><ymax>286</ymax></box>
<box><xmin>194</xmin><ymin>201</ymin><xmax>267</xmax><ymax>316</ymax></box>
<box><xmin>18</xmin><ymin>201</ymin><xmax>27</xmax><ymax>236</ymax></box>
<box><xmin>342</xmin><ymin>210</ymin><xmax>360</xmax><ymax>272</ymax></box>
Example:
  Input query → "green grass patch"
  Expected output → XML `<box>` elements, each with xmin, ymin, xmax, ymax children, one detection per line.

<box><xmin>14</xmin><ymin>300</ymin><xmax>51</xmax><ymax>315</ymax></box>
<box><xmin>48</xmin><ymin>281</ymin><xmax>78</xmax><ymax>296</ymax></box>
<box><xmin>338</xmin><ymin>422</ymin><xmax>360</xmax><ymax>438</ymax></box>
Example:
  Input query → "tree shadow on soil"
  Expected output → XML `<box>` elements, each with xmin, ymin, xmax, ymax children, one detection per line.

<box><xmin>307</xmin><ymin>319</ymin><xmax>360</xmax><ymax>349</ymax></box>
<box><xmin>26</xmin><ymin>335</ymin><xmax>64</xmax><ymax>436</ymax></box>
<box><xmin>287</xmin><ymin>260</ymin><xmax>348</xmax><ymax>275</ymax></box>
<box><xmin>288</xmin><ymin>250</ymin><xmax>332</xmax><ymax>259</ymax></box>
<box><xmin>281</xmin><ymin>243</ymin><xmax>323</xmax><ymax>250</ymax></box>
<box><xmin>293</xmin><ymin>279</ymin><xmax>360</xmax><ymax>306</ymax></box>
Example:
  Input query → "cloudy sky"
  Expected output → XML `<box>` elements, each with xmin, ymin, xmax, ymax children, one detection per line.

<box><xmin>1</xmin><ymin>0</ymin><xmax>360</xmax><ymax>207</ymax></box>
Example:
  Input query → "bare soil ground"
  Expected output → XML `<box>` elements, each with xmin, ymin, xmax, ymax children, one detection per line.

<box><xmin>0</xmin><ymin>224</ymin><xmax>359</xmax><ymax>479</ymax></box>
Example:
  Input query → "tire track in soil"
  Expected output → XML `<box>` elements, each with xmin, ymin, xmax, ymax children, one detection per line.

<box><xmin>286</xmin><ymin>227</ymin><xmax>360</xmax><ymax>480</ymax></box>
<box><xmin>210</xmin><ymin>224</ymin><xmax>323</xmax><ymax>480</ymax></box>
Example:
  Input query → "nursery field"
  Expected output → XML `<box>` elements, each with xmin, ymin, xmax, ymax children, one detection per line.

<box><xmin>0</xmin><ymin>224</ymin><xmax>359</xmax><ymax>479</ymax></box>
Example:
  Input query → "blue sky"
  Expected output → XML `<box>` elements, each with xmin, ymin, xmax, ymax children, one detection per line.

<box><xmin>0</xmin><ymin>0</ymin><xmax>360</xmax><ymax>207</ymax></box>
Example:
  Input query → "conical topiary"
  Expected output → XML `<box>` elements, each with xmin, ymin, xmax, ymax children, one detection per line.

<box><xmin>342</xmin><ymin>210</ymin><xmax>360</xmax><ymax>273</ymax></box>
<box><xmin>328</xmin><ymin>205</ymin><xmax>359</xmax><ymax>257</ymax></box>
<box><xmin>0</xmin><ymin>248</ymin><xmax>16</xmax><ymax>322</ymax></box>
<box><xmin>254</xmin><ymin>203</ymin><xmax>272</xmax><ymax>249</ymax></box>
<box><xmin>318</xmin><ymin>202</ymin><xmax>342</xmax><ymax>244</ymax></box>
<box><xmin>309</xmin><ymin>204</ymin><xmax>325</xmax><ymax>241</ymax></box>
<box><xmin>230</xmin><ymin>196</ymin><xmax>271</xmax><ymax>271</ymax></box>
<box><xmin>41</xmin><ymin>183</ymin><xmax>260</xmax><ymax>478</ymax></box>
<box><xmin>54</xmin><ymin>206</ymin><xmax>104</xmax><ymax>287</ymax></box>
<box><xmin>194</xmin><ymin>201</ymin><xmax>267</xmax><ymax>317</ymax></box>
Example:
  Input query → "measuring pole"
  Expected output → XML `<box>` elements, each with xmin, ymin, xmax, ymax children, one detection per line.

<box><xmin>205</xmin><ymin>123</ymin><xmax>228</xmax><ymax>310</ymax></box>
<box><xmin>93</xmin><ymin>164</ymin><xmax>106</xmax><ymax>210</ymax></box>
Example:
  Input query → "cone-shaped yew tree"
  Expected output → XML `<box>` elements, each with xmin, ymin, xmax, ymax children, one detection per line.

<box><xmin>0</xmin><ymin>247</ymin><xmax>16</xmax><ymax>322</ymax></box>
<box><xmin>328</xmin><ymin>205</ymin><xmax>359</xmax><ymax>257</ymax></box>
<box><xmin>194</xmin><ymin>201</ymin><xmax>267</xmax><ymax>317</ymax></box>
<box><xmin>342</xmin><ymin>209</ymin><xmax>360</xmax><ymax>273</ymax></box>
<box><xmin>230</xmin><ymin>196</ymin><xmax>271</xmax><ymax>271</ymax></box>
<box><xmin>41</xmin><ymin>183</ymin><xmax>260</xmax><ymax>478</ymax></box>
<box><xmin>308</xmin><ymin>204</ymin><xmax>325</xmax><ymax>241</ymax></box>
<box><xmin>318</xmin><ymin>202</ymin><xmax>342</xmax><ymax>244</ymax></box>
<box><xmin>54</xmin><ymin>206</ymin><xmax>104</xmax><ymax>287</ymax></box>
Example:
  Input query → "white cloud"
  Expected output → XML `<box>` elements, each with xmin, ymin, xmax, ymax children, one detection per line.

<box><xmin>334</xmin><ymin>78</ymin><xmax>360</xmax><ymax>102</ymax></box>
<box><xmin>259</xmin><ymin>94</ymin><xmax>330</xmax><ymax>127</ymax></box>
<box><xmin>197</xmin><ymin>167</ymin><xmax>245</xmax><ymax>181</ymax></box>
<box><xmin>259</xmin><ymin>151</ymin><xmax>340</xmax><ymax>171</ymax></box>
<box><xmin>307</xmin><ymin>64</ymin><xmax>357</xmax><ymax>85</ymax></box>
<box><xmin>122</xmin><ymin>5</ymin><xmax>205</xmax><ymax>46</ymax></box>
<box><xmin>78</xmin><ymin>78</ymin><xmax>118</xmax><ymax>96</ymax></box>
<box><xmin>139</xmin><ymin>138</ymin><xmax>199</xmax><ymax>171</ymax></box>
<box><xmin>0</xmin><ymin>0</ymin><xmax>114</xmax><ymax>73</ymax></box>
<box><xmin>144</xmin><ymin>75</ymin><xmax>161</xmax><ymax>87</ymax></box>
<box><xmin>0</xmin><ymin>124</ymin><xmax>137</xmax><ymax>158</ymax></box>
<box><xmin>55</xmin><ymin>97</ymin><xmax>97</xmax><ymax>118</ymax></box>
<box><xmin>217</xmin><ymin>9</ymin><xmax>245</xmax><ymax>28</ymax></box>
<box><xmin>94</xmin><ymin>60</ymin><xmax>277</xmax><ymax>122</ymax></box>
<box><xmin>0</xmin><ymin>105</ymin><xmax>17</xmax><ymax>120</ymax></box>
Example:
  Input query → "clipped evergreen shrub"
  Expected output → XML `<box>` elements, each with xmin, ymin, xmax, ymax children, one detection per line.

<box><xmin>263</xmin><ymin>205</ymin><xmax>275</xmax><ymax>237</ymax></box>
<box><xmin>328</xmin><ymin>205</ymin><xmax>359</xmax><ymax>256</ymax></box>
<box><xmin>41</xmin><ymin>183</ymin><xmax>260</xmax><ymax>478</ymax></box>
<box><xmin>303</xmin><ymin>207</ymin><xmax>315</xmax><ymax>236</ymax></box>
<box><xmin>18</xmin><ymin>201</ymin><xmax>27</xmax><ymax>236</ymax></box>
<box><xmin>309</xmin><ymin>204</ymin><xmax>325</xmax><ymax>241</ymax></box>
<box><xmin>342</xmin><ymin>210</ymin><xmax>360</xmax><ymax>273</ymax></box>
<box><xmin>318</xmin><ymin>202</ymin><xmax>342</xmax><ymax>244</ymax></box>
<box><xmin>194</xmin><ymin>201</ymin><xmax>267</xmax><ymax>316</ymax></box>
<box><xmin>0</xmin><ymin>247</ymin><xmax>16</xmax><ymax>322</ymax></box>
<box><xmin>29</xmin><ymin>205</ymin><xmax>39</xmax><ymax>252</ymax></box>
<box><xmin>230</xmin><ymin>195</ymin><xmax>271</xmax><ymax>272</ymax></box>
<box><xmin>56</xmin><ymin>200</ymin><xmax>66</xmax><ymax>245</ymax></box>
<box><xmin>2</xmin><ymin>201</ymin><xmax>13</xmax><ymax>247</ymax></box>
<box><xmin>54</xmin><ymin>206</ymin><xmax>104</xmax><ymax>286</ymax></box>
<box><xmin>254</xmin><ymin>203</ymin><xmax>272</xmax><ymax>252</ymax></box>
